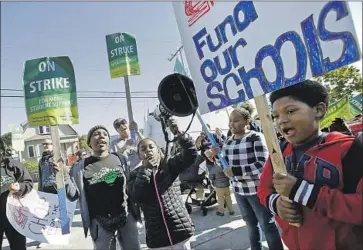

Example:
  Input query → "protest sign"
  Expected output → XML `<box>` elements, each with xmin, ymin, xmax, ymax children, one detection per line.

<box><xmin>173</xmin><ymin>1</ymin><xmax>361</xmax><ymax>114</ymax></box>
<box><xmin>23</xmin><ymin>57</ymin><xmax>79</xmax><ymax>126</ymax></box>
<box><xmin>174</xmin><ymin>57</ymin><xmax>188</xmax><ymax>76</ymax></box>
<box><xmin>320</xmin><ymin>96</ymin><xmax>354</xmax><ymax>128</ymax></box>
<box><xmin>105</xmin><ymin>32</ymin><xmax>140</xmax><ymax>141</ymax></box>
<box><xmin>6</xmin><ymin>189</ymin><xmax>77</xmax><ymax>245</ymax></box>
<box><xmin>9</xmin><ymin>124</ymin><xmax>24</xmax><ymax>151</ymax></box>
<box><xmin>106</xmin><ymin>32</ymin><xmax>141</xmax><ymax>78</ymax></box>
<box><xmin>349</xmin><ymin>93</ymin><xmax>362</xmax><ymax>116</ymax></box>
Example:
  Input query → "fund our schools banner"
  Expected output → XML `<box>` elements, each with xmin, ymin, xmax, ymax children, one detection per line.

<box><xmin>173</xmin><ymin>1</ymin><xmax>361</xmax><ymax>114</ymax></box>
<box><xmin>6</xmin><ymin>190</ymin><xmax>77</xmax><ymax>245</ymax></box>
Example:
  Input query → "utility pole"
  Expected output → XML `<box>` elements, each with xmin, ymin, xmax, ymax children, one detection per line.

<box><xmin>168</xmin><ymin>45</ymin><xmax>189</xmax><ymax>75</ymax></box>
<box><xmin>168</xmin><ymin>45</ymin><xmax>184</xmax><ymax>66</ymax></box>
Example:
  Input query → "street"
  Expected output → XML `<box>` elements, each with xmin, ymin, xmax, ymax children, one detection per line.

<box><xmin>2</xmin><ymin>192</ymin><xmax>288</xmax><ymax>250</ymax></box>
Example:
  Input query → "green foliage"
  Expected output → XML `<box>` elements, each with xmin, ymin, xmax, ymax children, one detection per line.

<box><xmin>23</xmin><ymin>160</ymin><xmax>38</xmax><ymax>174</ymax></box>
<box><xmin>314</xmin><ymin>65</ymin><xmax>362</xmax><ymax>104</ymax></box>
<box><xmin>78</xmin><ymin>134</ymin><xmax>90</xmax><ymax>150</ymax></box>
<box><xmin>1</xmin><ymin>132</ymin><xmax>12</xmax><ymax>148</ymax></box>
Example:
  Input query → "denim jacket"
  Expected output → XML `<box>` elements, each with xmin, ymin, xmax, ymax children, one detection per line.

<box><xmin>67</xmin><ymin>155</ymin><xmax>141</xmax><ymax>237</ymax></box>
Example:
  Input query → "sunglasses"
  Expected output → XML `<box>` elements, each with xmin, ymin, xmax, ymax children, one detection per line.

<box><xmin>114</xmin><ymin>119</ymin><xmax>128</xmax><ymax>129</ymax></box>
<box><xmin>43</xmin><ymin>143</ymin><xmax>52</xmax><ymax>146</ymax></box>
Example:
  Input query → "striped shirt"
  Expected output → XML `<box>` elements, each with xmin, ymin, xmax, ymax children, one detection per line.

<box><xmin>222</xmin><ymin>131</ymin><xmax>268</xmax><ymax>195</ymax></box>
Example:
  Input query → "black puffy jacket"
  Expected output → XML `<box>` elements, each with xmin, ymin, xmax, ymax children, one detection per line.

<box><xmin>128</xmin><ymin>134</ymin><xmax>197</xmax><ymax>248</ymax></box>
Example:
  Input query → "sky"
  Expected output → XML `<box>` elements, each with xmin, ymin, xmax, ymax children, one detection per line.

<box><xmin>1</xmin><ymin>2</ymin><xmax>362</xmax><ymax>136</ymax></box>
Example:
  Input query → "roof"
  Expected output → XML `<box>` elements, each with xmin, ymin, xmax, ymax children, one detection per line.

<box><xmin>24</xmin><ymin>134</ymin><xmax>78</xmax><ymax>142</ymax></box>
<box><xmin>20</xmin><ymin>121</ymin><xmax>78</xmax><ymax>135</ymax></box>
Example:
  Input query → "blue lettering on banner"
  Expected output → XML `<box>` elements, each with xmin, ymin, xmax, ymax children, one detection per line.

<box><xmin>191</xmin><ymin>1</ymin><xmax>360</xmax><ymax>112</ymax></box>
<box><xmin>274</xmin><ymin>31</ymin><xmax>307</xmax><ymax>87</ymax></box>
<box><xmin>318</xmin><ymin>1</ymin><xmax>360</xmax><ymax>72</ymax></box>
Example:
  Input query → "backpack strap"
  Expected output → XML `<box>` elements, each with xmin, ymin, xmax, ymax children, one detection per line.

<box><xmin>279</xmin><ymin>139</ymin><xmax>289</xmax><ymax>153</ymax></box>
<box><xmin>111</xmin><ymin>152</ymin><xmax>130</xmax><ymax>181</ymax></box>
<box><xmin>342</xmin><ymin>134</ymin><xmax>363</xmax><ymax>194</ymax></box>
<box><xmin>111</xmin><ymin>153</ymin><xmax>142</xmax><ymax>222</ymax></box>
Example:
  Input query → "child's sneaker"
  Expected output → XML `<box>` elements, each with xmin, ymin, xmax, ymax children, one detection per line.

<box><xmin>229</xmin><ymin>211</ymin><xmax>235</xmax><ymax>215</ymax></box>
<box><xmin>216</xmin><ymin>211</ymin><xmax>224</xmax><ymax>216</ymax></box>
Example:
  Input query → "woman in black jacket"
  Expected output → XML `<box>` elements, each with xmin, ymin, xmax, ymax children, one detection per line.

<box><xmin>0</xmin><ymin>138</ymin><xmax>33</xmax><ymax>250</ymax></box>
<box><xmin>128</xmin><ymin>119</ymin><xmax>198</xmax><ymax>249</ymax></box>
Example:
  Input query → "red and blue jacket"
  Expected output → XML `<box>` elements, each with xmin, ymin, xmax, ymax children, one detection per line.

<box><xmin>258</xmin><ymin>132</ymin><xmax>362</xmax><ymax>250</ymax></box>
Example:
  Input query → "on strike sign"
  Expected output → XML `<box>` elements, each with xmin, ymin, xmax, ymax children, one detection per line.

<box><xmin>173</xmin><ymin>1</ymin><xmax>361</xmax><ymax>114</ymax></box>
<box><xmin>6</xmin><ymin>190</ymin><xmax>77</xmax><ymax>245</ymax></box>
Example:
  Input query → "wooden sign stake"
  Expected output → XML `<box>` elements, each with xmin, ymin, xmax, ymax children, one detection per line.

<box><xmin>254</xmin><ymin>95</ymin><xmax>300</xmax><ymax>227</ymax></box>
<box><xmin>50</xmin><ymin>125</ymin><xmax>70</xmax><ymax>234</ymax></box>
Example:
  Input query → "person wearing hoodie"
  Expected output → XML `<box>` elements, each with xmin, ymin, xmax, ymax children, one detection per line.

<box><xmin>0</xmin><ymin>137</ymin><xmax>33</xmax><ymax>250</ymax></box>
<box><xmin>66</xmin><ymin>125</ymin><xmax>141</xmax><ymax>250</ymax></box>
<box><xmin>128</xmin><ymin>118</ymin><xmax>197</xmax><ymax>249</ymax></box>
<box><xmin>38</xmin><ymin>138</ymin><xmax>57</xmax><ymax>194</ymax></box>
<box><xmin>208</xmin><ymin>161</ymin><xmax>234</xmax><ymax>216</ymax></box>
<box><xmin>258</xmin><ymin>80</ymin><xmax>363</xmax><ymax>250</ymax></box>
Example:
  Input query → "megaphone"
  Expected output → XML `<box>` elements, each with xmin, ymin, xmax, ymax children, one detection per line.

<box><xmin>157</xmin><ymin>73</ymin><xmax>199</xmax><ymax>118</ymax></box>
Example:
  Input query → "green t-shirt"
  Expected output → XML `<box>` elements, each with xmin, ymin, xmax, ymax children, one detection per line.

<box><xmin>0</xmin><ymin>166</ymin><xmax>16</xmax><ymax>195</ymax></box>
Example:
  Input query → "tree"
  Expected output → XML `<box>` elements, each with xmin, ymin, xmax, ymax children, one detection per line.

<box><xmin>1</xmin><ymin>132</ymin><xmax>12</xmax><ymax>148</ymax></box>
<box><xmin>314</xmin><ymin>65</ymin><xmax>362</xmax><ymax>104</ymax></box>
<box><xmin>78</xmin><ymin>135</ymin><xmax>90</xmax><ymax>150</ymax></box>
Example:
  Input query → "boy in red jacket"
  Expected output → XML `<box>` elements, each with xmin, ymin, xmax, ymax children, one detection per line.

<box><xmin>258</xmin><ymin>80</ymin><xmax>362</xmax><ymax>250</ymax></box>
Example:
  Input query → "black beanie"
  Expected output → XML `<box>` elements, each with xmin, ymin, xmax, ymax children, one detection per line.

<box><xmin>87</xmin><ymin>125</ymin><xmax>110</xmax><ymax>146</ymax></box>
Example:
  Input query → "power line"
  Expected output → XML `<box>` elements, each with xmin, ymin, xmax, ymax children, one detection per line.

<box><xmin>168</xmin><ymin>45</ymin><xmax>184</xmax><ymax>62</ymax></box>
<box><xmin>1</xmin><ymin>88</ymin><xmax>156</xmax><ymax>94</ymax></box>
<box><xmin>1</xmin><ymin>95</ymin><xmax>158</xmax><ymax>99</ymax></box>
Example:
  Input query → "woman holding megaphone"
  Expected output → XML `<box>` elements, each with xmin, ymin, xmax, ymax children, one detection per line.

<box><xmin>128</xmin><ymin>118</ymin><xmax>198</xmax><ymax>250</ymax></box>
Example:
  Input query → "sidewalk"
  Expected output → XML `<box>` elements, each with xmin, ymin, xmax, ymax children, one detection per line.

<box><xmin>2</xmin><ymin>193</ymin><xmax>287</xmax><ymax>250</ymax></box>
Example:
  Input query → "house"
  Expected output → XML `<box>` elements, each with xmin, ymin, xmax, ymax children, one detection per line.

<box><xmin>20</xmin><ymin>121</ymin><xmax>79</xmax><ymax>162</ymax></box>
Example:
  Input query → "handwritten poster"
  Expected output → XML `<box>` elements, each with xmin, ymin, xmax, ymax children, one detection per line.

<box><xmin>6</xmin><ymin>190</ymin><xmax>77</xmax><ymax>245</ymax></box>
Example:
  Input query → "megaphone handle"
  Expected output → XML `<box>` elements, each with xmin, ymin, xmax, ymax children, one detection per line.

<box><xmin>195</xmin><ymin>111</ymin><xmax>237</xmax><ymax>183</ymax></box>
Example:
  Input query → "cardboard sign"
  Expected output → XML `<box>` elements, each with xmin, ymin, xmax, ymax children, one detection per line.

<box><xmin>320</xmin><ymin>96</ymin><xmax>354</xmax><ymax>128</ymax></box>
<box><xmin>6</xmin><ymin>190</ymin><xmax>77</xmax><ymax>245</ymax></box>
<box><xmin>106</xmin><ymin>32</ymin><xmax>141</xmax><ymax>78</ymax></box>
<box><xmin>173</xmin><ymin>1</ymin><xmax>361</xmax><ymax>114</ymax></box>
<box><xmin>23</xmin><ymin>57</ymin><xmax>79</xmax><ymax>126</ymax></box>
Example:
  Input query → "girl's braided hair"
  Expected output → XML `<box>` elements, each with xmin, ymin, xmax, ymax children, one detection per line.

<box><xmin>232</xmin><ymin>102</ymin><xmax>254</xmax><ymax>121</ymax></box>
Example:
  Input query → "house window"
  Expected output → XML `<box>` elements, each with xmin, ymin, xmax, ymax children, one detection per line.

<box><xmin>39</xmin><ymin>126</ymin><xmax>50</xmax><ymax>134</ymax></box>
<box><xmin>28</xmin><ymin>145</ymin><xmax>35</xmax><ymax>158</ymax></box>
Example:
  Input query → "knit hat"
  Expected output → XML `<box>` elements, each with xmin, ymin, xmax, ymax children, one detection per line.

<box><xmin>87</xmin><ymin>125</ymin><xmax>110</xmax><ymax>146</ymax></box>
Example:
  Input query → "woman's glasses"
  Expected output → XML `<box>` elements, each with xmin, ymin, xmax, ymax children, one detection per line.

<box><xmin>113</xmin><ymin>118</ymin><xmax>128</xmax><ymax>130</ymax></box>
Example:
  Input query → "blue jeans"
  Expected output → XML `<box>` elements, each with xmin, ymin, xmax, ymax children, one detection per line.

<box><xmin>235</xmin><ymin>194</ymin><xmax>283</xmax><ymax>250</ymax></box>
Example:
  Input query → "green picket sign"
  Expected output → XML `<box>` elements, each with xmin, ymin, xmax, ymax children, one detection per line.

<box><xmin>349</xmin><ymin>93</ymin><xmax>362</xmax><ymax>116</ymax></box>
<box><xmin>106</xmin><ymin>32</ymin><xmax>141</xmax><ymax>78</ymax></box>
<box><xmin>23</xmin><ymin>56</ymin><xmax>79</xmax><ymax>126</ymax></box>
